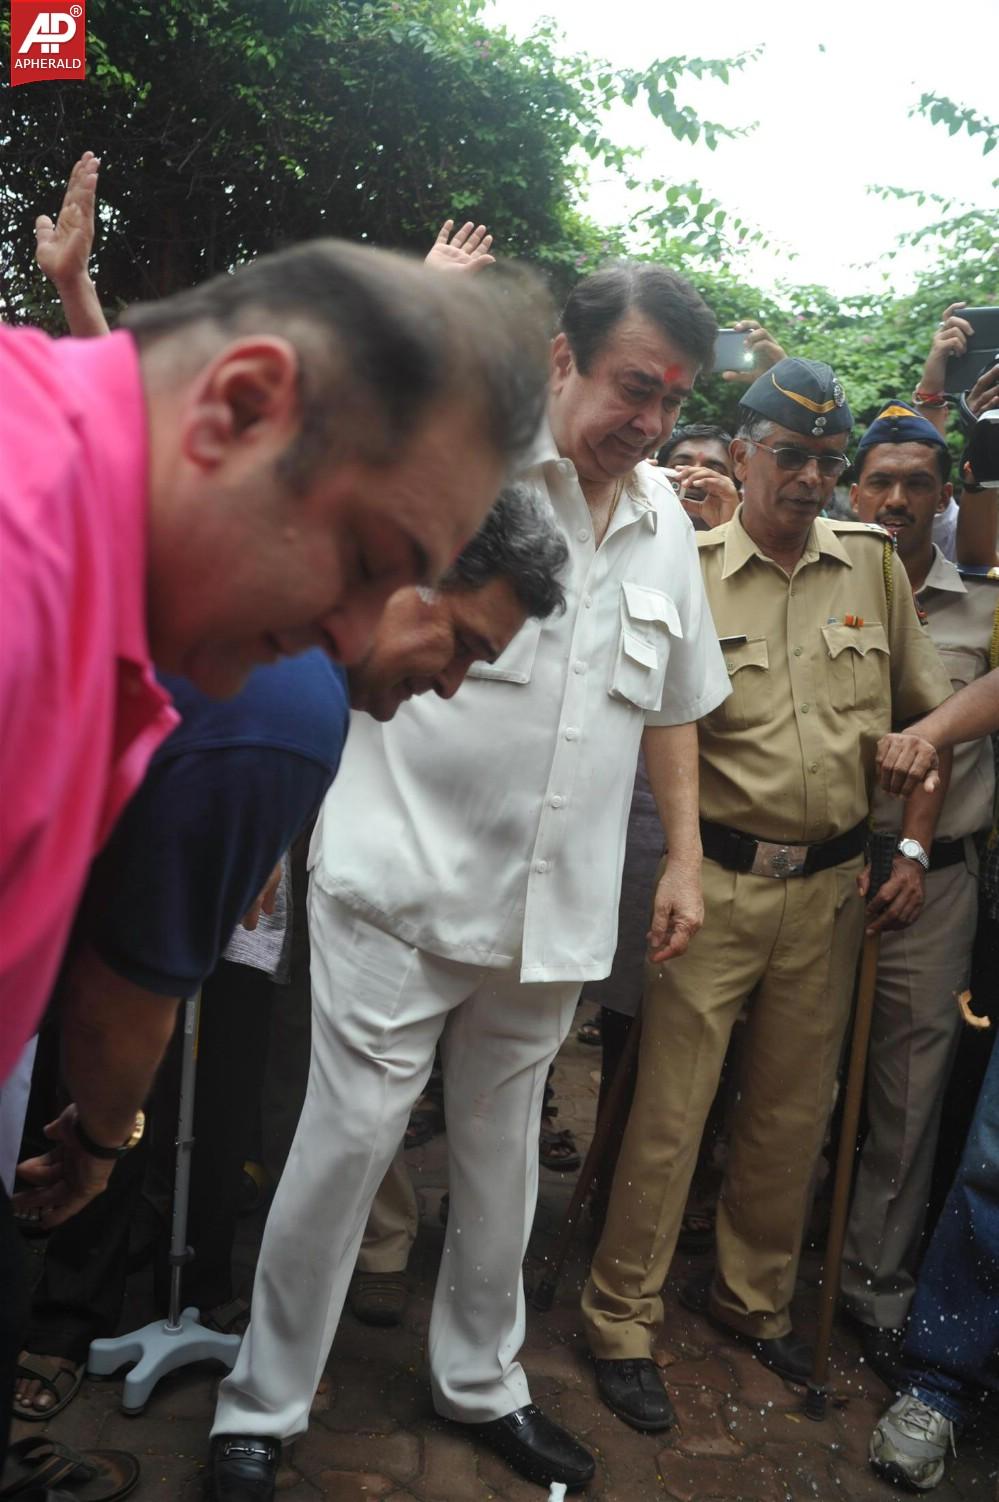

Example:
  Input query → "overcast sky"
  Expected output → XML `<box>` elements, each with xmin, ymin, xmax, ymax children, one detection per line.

<box><xmin>485</xmin><ymin>0</ymin><xmax>998</xmax><ymax>299</ymax></box>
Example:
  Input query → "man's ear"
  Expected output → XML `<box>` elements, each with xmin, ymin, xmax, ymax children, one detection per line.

<box><xmin>182</xmin><ymin>337</ymin><xmax>300</xmax><ymax>471</ymax></box>
<box><xmin>729</xmin><ymin>437</ymin><xmax>750</xmax><ymax>486</ymax></box>
<box><xmin>849</xmin><ymin>482</ymin><xmax>860</xmax><ymax>517</ymax></box>
<box><xmin>936</xmin><ymin>481</ymin><xmax>953</xmax><ymax>516</ymax></box>
<box><xmin>550</xmin><ymin>332</ymin><xmax>574</xmax><ymax>391</ymax></box>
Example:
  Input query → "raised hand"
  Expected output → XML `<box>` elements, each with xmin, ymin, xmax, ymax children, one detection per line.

<box><xmin>35</xmin><ymin>150</ymin><xmax>100</xmax><ymax>290</ymax></box>
<box><xmin>920</xmin><ymin>302</ymin><xmax>974</xmax><ymax>395</ymax></box>
<box><xmin>721</xmin><ymin>320</ymin><xmax>787</xmax><ymax>384</ymax></box>
<box><xmin>425</xmin><ymin>219</ymin><xmax>496</xmax><ymax>275</ymax></box>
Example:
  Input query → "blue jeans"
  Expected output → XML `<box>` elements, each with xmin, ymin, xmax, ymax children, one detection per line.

<box><xmin>900</xmin><ymin>1030</ymin><xmax>999</xmax><ymax>1426</ymax></box>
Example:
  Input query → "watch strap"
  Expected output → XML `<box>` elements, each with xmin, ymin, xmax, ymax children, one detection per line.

<box><xmin>73</xmin><ymin>1115</ymin><xmax>131</xmax><ymax>1160</ymax></box>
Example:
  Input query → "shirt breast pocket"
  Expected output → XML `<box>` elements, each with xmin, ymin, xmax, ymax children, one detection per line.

<box><xmin>821</xmin><ymin>623</ymin><xmax>889</xmax><ymax>711</ymax></box>
<box><xmin>714</xmin><ymin>637</ymin><xmax>772</xmax><ymax>731</ymax></box>
<box><xmin>466</xmin><ymin>615</ymin><xmax>543</xmax><ymax>685</ymax></box>
<box><xmin>608</xmin><ymin>581</ymin><xmax>680</xmax><ymax>712</ymax></box>
<box><xmin>938</xmin><ymin>644</ymin><xmax>983</xmax><ymax>693</ymax></box>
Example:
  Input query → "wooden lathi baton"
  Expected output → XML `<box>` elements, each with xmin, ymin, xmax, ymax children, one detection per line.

<box><xmin>805</xmin><ymin>836</ymin><xmax>896</xmax><ymax>1420</ymax></box>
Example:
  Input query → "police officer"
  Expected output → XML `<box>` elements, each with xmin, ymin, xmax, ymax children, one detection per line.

<box><xmin>841</xmin><ymin>401</ymin><xmax>998</xmax><ymax>1382</ymax></box>
<box><xmin>582</xmin><ymin>359</ymin><xmax>954</xmax><ymax>1434</ymax></box>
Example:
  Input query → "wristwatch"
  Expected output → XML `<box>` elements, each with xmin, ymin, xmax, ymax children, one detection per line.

<box><xmin>896</xmin><ymin>837</ymin><xmax>930</xmax><ymax>871</ymax></box>
<box><xmin>73</xmin><ymin>1109</ymin><xmax>145</xmax><ymax>1160</ymax></box>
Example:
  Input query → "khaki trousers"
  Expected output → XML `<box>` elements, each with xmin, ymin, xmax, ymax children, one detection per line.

<box><xmin>583</xmin><ymin>853</ymin><xmax>865</xmax><ymax>1356</ymax></box>
<box><xmin>841</xmin><ymin>858</ymin><xmax>977</xmax><ymax>1329</ymax></box>
<box><xmin>357</xmin><ymin>1146</ymin><xmax>419</xmax><ymax>1274</ymax></box>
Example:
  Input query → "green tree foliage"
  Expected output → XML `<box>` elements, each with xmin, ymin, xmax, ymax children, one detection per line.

<box><xmin>0</xmin><ymin>0</ymin><xmax>750</xmax><ymax>322</ymax></box>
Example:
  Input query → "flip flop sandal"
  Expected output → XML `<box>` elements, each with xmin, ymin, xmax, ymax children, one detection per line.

<box><xmin>575</xmin><ymin>1018</ymin><xmax>602</xmax><ymax>1046</ymax></box>
<box><xmin>12</xmin><ymin>1353</ymin><xmax>85</xmax><ymax>1421</ymax></box>
<box><xmin>539</xmin><ymin>1124</ymin><xmax>582</xmax><ymax>1172</ymax></box>
<box><xmin>1</xmin><ymin>1437</ymin><xmax>139</xmax><ymax>1500</ymax></box>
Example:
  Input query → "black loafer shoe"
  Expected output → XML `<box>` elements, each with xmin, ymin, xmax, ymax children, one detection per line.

<box><xmin>678</xmin><ymin>1273</ymin><xmax>812</xmax><ymax>1384</ymax></box>
<box><xmin>594</xmin><ymin>1358</ymin><xmax>677</xmax><ymax>1433</ymax></box>
<box><xmin>211</xmin><ymin>1434</ymin><xmax>281</xmax><ymax>1501</ymax></box>
<box><xmin>750</xmin><ymin>1333</ymin><xmax>813</xmax><ymax>1384</ymax></box>
<box><xmin>468</xmin><ymin>1404</ymin><xmax>595</xmax><ymax>1489</ymax></box>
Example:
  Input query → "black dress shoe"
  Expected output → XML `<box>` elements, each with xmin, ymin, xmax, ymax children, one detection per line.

<box><xmin>468</xmin><ymin>1405</ymin><xmax>595</xmax><ymax>1489</ymax></box>
<box><xmin>594</xmin><ymin>1358</ymin><xmax>677</xmax><ymax>1433</ymax></box>
<box><xmin>677</xmin><ymin>1273</ymin><xmax>813</xmax><ymax>1384</ymax></box>
<box><xmin>211</xmin><ymin>1435</ymin><xmax>281</xmax><ymax>1501</ymax></box>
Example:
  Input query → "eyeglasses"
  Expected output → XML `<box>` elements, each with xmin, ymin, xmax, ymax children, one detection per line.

<box><xmin>747</xmin><ymin>439</ymin><xmax>849</xmax><ymax>478</ymax></box>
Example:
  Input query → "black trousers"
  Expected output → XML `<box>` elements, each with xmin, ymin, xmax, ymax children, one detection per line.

<box><xmin>25</xmin><ymin>960</ymin><xmax>274</xmax><ymax>1364</ymax></box>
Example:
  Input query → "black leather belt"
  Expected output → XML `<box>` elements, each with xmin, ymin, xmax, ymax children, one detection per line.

<box><xmin>700</xmin><ymin>818</ymin><xmax>868</xmax><ymax>880</ymax></box>
<box><xmin>929</xmin><ymin>838</ymin><xmax>967</xmax><ymax>871</ymax></box>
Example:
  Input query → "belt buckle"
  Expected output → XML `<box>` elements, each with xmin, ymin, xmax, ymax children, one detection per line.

<box><xmin>751</xmin><ymin>840</ymin><xmax>808</xmax><ymax>879</ymax></box>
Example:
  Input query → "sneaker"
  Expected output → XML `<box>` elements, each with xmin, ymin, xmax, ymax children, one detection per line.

<box><xmin>870</xmin><ymin>1393</ymin><xmax>956</xmax><ymax>1491</ymax></box>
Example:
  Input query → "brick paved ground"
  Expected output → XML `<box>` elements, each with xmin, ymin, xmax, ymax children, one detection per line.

<box><xmin>12</xmin><ymin>1001</ymin><xmax>999</xmax><ymax>1500</ymax></box>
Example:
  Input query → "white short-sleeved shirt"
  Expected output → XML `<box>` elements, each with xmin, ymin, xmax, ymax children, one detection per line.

<box><xmin>312</xmin><ymin>425</ymin><xmax>729</xmax><ymax>983</ymax></box>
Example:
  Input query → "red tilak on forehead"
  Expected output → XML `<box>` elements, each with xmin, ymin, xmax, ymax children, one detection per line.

<box><xmin>662</xmin><ymin>364</ymin><xmax>683</xmax><ymax>385</ymax></box>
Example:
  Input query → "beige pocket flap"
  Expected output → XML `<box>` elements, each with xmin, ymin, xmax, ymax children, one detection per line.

<box><xmin>821</xmin><ymin>622</ymin><xmax>889</xmax><ymax>661</ymax></box>
<box><xmin>622</xmin><ymin>581</ymin><xmax>682</xmax><ymax>636</ymax></box>
<box><xmin>722</xmin><ymin>637</ymin><xmax>769</xmax><ymax>677</ymax></box>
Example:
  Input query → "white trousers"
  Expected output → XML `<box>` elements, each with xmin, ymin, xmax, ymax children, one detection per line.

<box><xmin>213</xmin><ymin>883</ymin><xmax>579</xmax><ymax>1440</ymax></box>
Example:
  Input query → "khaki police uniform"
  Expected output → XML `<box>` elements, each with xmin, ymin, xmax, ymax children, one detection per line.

<box><xmin>841</xmin><ymin>551</ymin><xmax>998</xmax><ymax>1329</ymax></box>
<box><xmin>583</xmin><ymin>507</ymin><xmax>953</xmax><ymax>1355</ymax></box>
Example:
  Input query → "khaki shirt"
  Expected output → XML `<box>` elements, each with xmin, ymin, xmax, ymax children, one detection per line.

<box><xmin>696</xmin><ymin>509</ymin><xmax>953</xmax><ymax>843</ymax></box>
<box><xmin>871</xmin><ymin>547</ymin><xmax>997</xmax><ymax>840</ymax></box>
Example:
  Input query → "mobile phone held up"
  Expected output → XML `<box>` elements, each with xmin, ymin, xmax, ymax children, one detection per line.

<box><xmin>945</xmin><ymin>307</ymin><xmax>999</xmax><ymax>397</ymax></box>
<box><xmin>710</xmin><ymin>328</ymin><xmax>755</xmax><ymax>376</ymax></box>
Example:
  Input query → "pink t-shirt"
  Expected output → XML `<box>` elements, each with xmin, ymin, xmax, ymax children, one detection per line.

<box><xmin>0</xmin><ymin>326</ymin><xmax>179</xmax><ymax>1082</ymax></box>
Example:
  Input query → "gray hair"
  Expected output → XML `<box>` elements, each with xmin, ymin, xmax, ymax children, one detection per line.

<box><xmin>121</xmin><ymin>241</ymin><xmax>552</xmax><ymax>489</ymax></box>
<box><xmin>735</xmin><ymin>413</ymin><xmax>776</xmax><ymax>444</ymax></box>
<box><xmin>440</xmin><ymin>482</ymin><xmax>568</xmax><ymax>620</ymax></box>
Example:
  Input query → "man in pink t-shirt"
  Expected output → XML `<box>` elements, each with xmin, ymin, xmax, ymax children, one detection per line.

<box><xmin>0</xmin><ymin>235</ymin><xmax>548</xmax><ymax>1464</ymax></box>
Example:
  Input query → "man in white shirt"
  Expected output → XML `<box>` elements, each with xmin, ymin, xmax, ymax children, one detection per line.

<box><xmin>210</xmin><ymin>262</ymin><xmax>731</xmax><ymax>1500</ymax></box>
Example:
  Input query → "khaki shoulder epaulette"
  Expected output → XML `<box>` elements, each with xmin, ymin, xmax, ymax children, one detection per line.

<box><xmin>826</xmin><ymin>519</ymin><xmax>892</xmax><ymax>541</ymax></box>
<box><xmin>694</xmin><ymin>526</ymin><xmax>727</xmax><ymax>549</ymax></box>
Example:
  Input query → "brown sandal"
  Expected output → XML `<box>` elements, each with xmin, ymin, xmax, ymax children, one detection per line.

<box><xmin>0</xmin><ymin>1436</ymin><xmax>139</xmax><ymax>1499</ymax></box>
<box><xmin>539</xmin><ymin>1121</ymin><xmax>581</xmax><ymax>1172</ymax></box>
<box><xmin>12</xmin><ymin>1352</ymin><xmax>85</xmax><ymax>1421</ymax></box>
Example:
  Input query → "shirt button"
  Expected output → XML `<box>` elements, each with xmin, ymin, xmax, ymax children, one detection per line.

<box><xmin>564</xmin><ymin>727</ymin><xmax>579</xmax><ymax>741</ymax></box>
<box><xmin>534</xmin><ymin>859</ymin><xmax>550</xmax><ymax>874</ymax></box>
<box><xmin>809</xmin><ymin>762</ymin><xmax>819</xmax><ymax>773</ymax></box>
<box><xmin>573</xmin><ymin>660</ymin><xmax>587</xmax><ymax>675</ymax></box>
<box><xmin>583</xmin><ymin>594</ymin><xmax>593</xmax><ymax>609</ymax></box>
<box><xmin>550</xmin><ymin>795</ymin><xmax>565</xmax><ymax>809</ymax></box>
<box><xmin>800</xmin><ymin>703</ymin><xmax>810</xmax><ymax>714</ymax></box>
<box><xmin>578</xmin><ymin>528</ymin><xmax>591</xmax><ymax>543</ymax></box>
<box><xmin>793</xmin><ymin>646</ymin><xmax>803</xmax><ymax>657</ymax></box>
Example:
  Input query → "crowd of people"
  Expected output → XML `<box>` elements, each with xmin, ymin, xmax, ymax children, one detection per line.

<box><xmin>1</xmin><ymin>152</ymin><xmax>997</xmax><ymax>1502</ymax></box>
